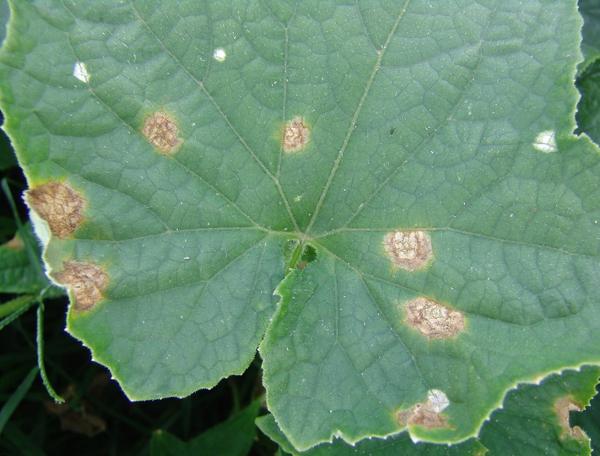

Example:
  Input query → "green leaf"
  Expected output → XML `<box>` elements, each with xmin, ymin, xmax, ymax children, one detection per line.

<box><xmin>0</xmin><ymin>367</ymin><xmax>38</xmax><ymax>435</ymax></box>
<box><xmin>479</xmin><ymin>366</ymin><xmax>599</xmax><ymax>456</ymax></box>
<box><xmin>261</xmin><ymin>236</ymin><xmax>600</xmax><ymax>449</ymax></box>
<box><xmin>150</xmin><ymin>400</ymin><xmax>261</xmax><ymax>456</ymax></box>
<box><xmin>256</xmin><ymin>414</ymin><xmax>485</xmax><ymax>456</ymax></box>
<box><xmin>577</xmin><ymin>60</ymin><xmax>600</xmax><ymax>143</ymax></box>
<box><xmin>258</xmin><ymin>367</ymin><xmax>600</xmax><ymax>456</ymax></box>
<box><xmin>573</xmin><ymin>389</ymin><xmax>600</xmax><ymax>454</ymax></box>
<box><xmin>0</xmin><ymin>295</ymin><xmax>36</xmax><ymax>323</ymax></box>
<box><xmin>0</xmin><ymin>223</ymin><xmax>51</xmax><ymax>294</ymax></box>
<box><xmin>1</xmin><ymin>0</ymin><xmax>600</xmax><ymax>450</ymax></box>
<box><xmin>150</xmin><ymin>430</ymin><xmax>189</xmax><ymax>456</ymax></box>
<box><xmin>579</xmin><ymin>0</ymin><xmax>600</xmax><ymax>74</ymax></box>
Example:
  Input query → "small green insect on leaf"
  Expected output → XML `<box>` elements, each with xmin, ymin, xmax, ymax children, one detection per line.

<box><xmin>1</xmin><ymin>0</ymin><xmax>600</xmax><ymax>451</ymax></box>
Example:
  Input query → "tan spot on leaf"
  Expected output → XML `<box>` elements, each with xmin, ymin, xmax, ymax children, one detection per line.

<box><xmin>282</xmin><ymin>116</ymin><xmax>310</xmax><ymax>152</ymax></box>
<box><xmin>383</xmin><ymin>230</ymin><xmax>432</xmax><ymax>271</ymax></box>
<box><xmin>26</xmin><ymin>182</ymin><xmax>85</xmax><ymax>239</ymax></box>
<box><xmin>554</xmin><ymin>396</ymin><xmax>586</xmax><ymax>440</ymax></box>
<box><xmin>3</xmin><ymin>234</ymin><xmax>24</xmax><ymax>250</ymax></box>
<box><xmin>397</xmin><ymin>390</ymin><xmax>450</xmax><ymax>429</ymax></box>
<box><xmin>404</xmin><ymin>297</ymin><xmax>465</xmax><ymax>339</ymax></box>
<box><xmin>142</xmin><ymin>112</ymin><xmax>181</xmax><ymax>154</ymax></box>
<box><xmin>53</xmin><ymin>261</ymin><xmax>108</xmax><ymax>311</ymax></box>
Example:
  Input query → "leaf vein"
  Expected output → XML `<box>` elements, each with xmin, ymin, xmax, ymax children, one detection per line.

<box><xmin>57</xmin><ymin>0</ymin><xmax>269</xmax><ymax>232</ymax></box>
<box><xmin>316</xmin><ymin>226</ymin><xmax>597</xmax><ymax>260</ymax></box>
<box><xmin>128</xmin><ymin>1</ymin><xmax>301</xmax><ymax>232</ymax></box>
<box><xmin>305</xmin><ymin>0</ymin><xmax>412</xmax><ymax>234</ymax></box>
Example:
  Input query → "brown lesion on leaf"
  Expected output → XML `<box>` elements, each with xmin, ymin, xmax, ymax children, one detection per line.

<box><xmin>53</xmin><ymin>261</ymin><xmax>108</xmax><ymax>311</ymax></box>
<box><xmin>397</xmin><ymin>389</ymin><xmax>450</xmax><ymax>429</ymax></box>
<box><xmin>554</xmin><ymin>396</ymin><xmax>587</xmax><ymax>440</ymax></box>
<box><xmin>383</xmin><ymin>230</ymin><xmax>432</xmax><ymax>271</ymax></box>
<box><xmin>142</xmin><ymin>111</ymin><xmax>181</xmax><ymax>154</ymax></box>
<box><xmin>282</xmin><ymin>116</ymin><xmax>310</xmax><ymax>153</ymax></box>
<box><xmin>397</xmin><ymin>404</ymin><xmax>447</xmax><ymax>428</ymax></box>
<box><xmin>25</xmin><ymin>182</ymin><xmax>86</xmax><ymax>239</ymax></box>
<box><xmin>404</xmin><ymin>297</ymin><xmax>465</xmax><ymax>339</ymax></box>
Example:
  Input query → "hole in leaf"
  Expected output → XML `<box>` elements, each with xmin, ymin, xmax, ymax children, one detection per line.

<box><xmin>297</xmin><ymin>244</ymin><xmax>317</xmax><ymax>270</ymax></box>
<box><xmin>283</xmin><ymin>241</ymin><xmax>317</xmax><ymax>272</ymax></box>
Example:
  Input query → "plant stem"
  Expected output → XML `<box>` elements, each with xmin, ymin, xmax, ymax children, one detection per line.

<box><xmin>36</xmin><ymin>300</ymin><xmax>65</xmax><ymax>403</ymax></box>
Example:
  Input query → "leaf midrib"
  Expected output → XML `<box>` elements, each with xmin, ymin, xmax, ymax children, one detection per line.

<box><xmin>304</xmin><ymin>0</ymin><xmax>412</xmax><ymax>235</ymax></box>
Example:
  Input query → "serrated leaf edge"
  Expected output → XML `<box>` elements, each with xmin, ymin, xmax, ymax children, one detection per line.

<box><xmin>260</xmin><ymin>252</ymin><xmax>600</xmax><ymax>452</ymax></box>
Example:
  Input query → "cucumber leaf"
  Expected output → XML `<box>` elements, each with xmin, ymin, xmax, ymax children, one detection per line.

<box><xmin>150</xmin><ymin>400</ymin><xmax>261</xmax><ymax>456</ymax></box>
<box><xmin>0</xmin><ymin>223</ymin><xmax>54</xmax><ymax>294</ymax></box>
<box><xmin>258</xmin><ymin>367</ymin><xmax>600</xmax><ymax>455</ymax></box>
<box><xmin>579</xmin><ymin>0</ymin><xmax>600</xmax><ymax>73</ymax></box>
<box><xmin>257</xmin><ymin>413</ymin><xmax>485</xmax><ymax>456</ymax></box>
<box><xmin>1</xmin><ymin>0</ymin><xmax>599</xmax><ymax>450</ymax></box>
<box><xmin>577</xmin><ymin>60</ymin><xmax>600</xmax><ymax>144</ymax></box>
<box><xmin>479</xmin><ymin>367</ymin><xmax>599</xmax><ymax>456</ymax></box>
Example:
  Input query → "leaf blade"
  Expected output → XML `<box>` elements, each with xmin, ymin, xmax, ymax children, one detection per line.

<box><xmin>1</xmin><ymin>0</ymin><xmax>600</xmax><ymax>451</ymax></box>
<box><xmin>151</xmin><ymin>400</ymin><xmax>261</xmax><ymax>456</ymax></box>
<box><xmin>0</xmin><ymin>367</ymin><xmax>38</xmax><ymax>435</ymax></box>
<box><xmin>257</xmin><ymin>367</ymin><xmax>600</xmax><ymax>456</ymax></box>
